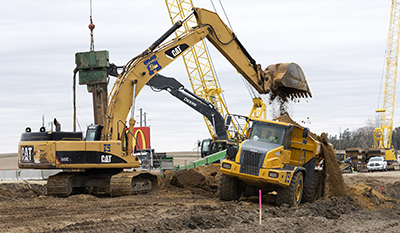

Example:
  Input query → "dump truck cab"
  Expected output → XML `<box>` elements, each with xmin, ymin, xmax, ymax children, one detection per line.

<box><xmin>219</xmin><ymin>117</ymin><xmax>323</xmax><ymax>207</ymax></box>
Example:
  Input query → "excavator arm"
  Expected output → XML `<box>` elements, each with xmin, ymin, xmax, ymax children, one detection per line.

<box><xmin>104</xmin><ymin>8</ymin><xmax>311</xmax><ymax>155</ymax></box>
<box><xmin>146</xmin><ymin>74</ymin><xmax>228</xmax><ymax>140</ymax></box>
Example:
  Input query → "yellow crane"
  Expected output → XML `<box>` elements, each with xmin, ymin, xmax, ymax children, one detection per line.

<box><xmin>164</xmin><ymin>0</ymin><xmax>266</xmax><ymax>142</ymax></box>
<box><xmin>370</xmin><ymin>0</ymin><xmax>400</xmax><ymax>163</ymax></box>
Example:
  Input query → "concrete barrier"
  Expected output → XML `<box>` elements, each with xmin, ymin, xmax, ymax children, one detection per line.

<box><xmin>0</xmin><ymin>170</ymin><xmax>18</xmax><ymax>180</ymax></box>
<box><xmin>41</xmin><ymin>170</ymin><xmax>62</xmax><ymax>179</ymax></box>
<box><xmin>0</xmin><ymin>169</ymin><xmax>62</xmax><ymax>181</ymax></box>
<box><xmin>17</xmin><ymin>170</ymin><xmax>42</xmax><ymax>180</ymax></box>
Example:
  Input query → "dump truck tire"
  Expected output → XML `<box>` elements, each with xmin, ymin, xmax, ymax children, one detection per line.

<box><xmin>302</xmin><ymin>170</ymin><xmax>323</xmax><ymax>203</ymax></box>
<box><xmin>242</xmin><ymin>186</ymin><xmax>258</xmax><ymax>197</ymax></box>
<box><xmin>276</xmin><ymin>172</ymin><xmax>303</xmax><ymax>207</ymax></box>
<box><xmin>219</xmin><ymin>174</ymin><xmax>241</xmax><ymax>201</ymax></box>
<box><xmin>314</xmin><ymin>174</ymin><xmax>324</xmax><ymax>200</ymax></box>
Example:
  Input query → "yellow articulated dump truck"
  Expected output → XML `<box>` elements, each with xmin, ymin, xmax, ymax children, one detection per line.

<box><xmin>219</xmin><ymin>117</ymin><xmax>323</xmax><ymax>207</ymax></box>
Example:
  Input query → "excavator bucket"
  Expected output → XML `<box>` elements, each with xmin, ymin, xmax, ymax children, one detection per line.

<box><xmin>265</xmin><ymin>63</ymin><xmax>312</xmax><ymax>99</ymax></box>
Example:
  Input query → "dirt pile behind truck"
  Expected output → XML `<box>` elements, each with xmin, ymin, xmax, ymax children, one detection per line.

<box><xmin>158</xmin><ymin>165</ymin><xmax>220</xmax><ymax>197</ymax></box>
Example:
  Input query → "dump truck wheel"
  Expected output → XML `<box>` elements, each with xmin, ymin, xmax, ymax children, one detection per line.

<box><xmin>276</xmin><ymin>172</ymin><xmax>303</xmax><ymax>207</ymax></box>
<box><xmin>242</xmin><ymin>186</ymin><xmax>258</xmax><ymax>197</ymax></box>
<box><xmin>302</xmin><ymin>170</ymin><xmax>323</xmax><ymax>203</ymax></box>
<box><xmin>219</xmin><ymin>174</ymin><xmax>241</xmax><ymax>201</ymax></box>
<box><xmin>314</xmin><ymin>177</ymin><xmax>324</xmax><ymax>200</ymax></box>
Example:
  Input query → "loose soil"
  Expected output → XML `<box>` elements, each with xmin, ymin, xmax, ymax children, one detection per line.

<box><xmin>1</xmin><ymin>167</ymin><xmax>400</xmax><ymax>233</ymax></box>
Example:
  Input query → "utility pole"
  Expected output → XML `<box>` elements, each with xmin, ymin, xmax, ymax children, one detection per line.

<box><xmin>339</xmin><ymin>127</ymin><xmax>341</xmax><ymax>150</ymax></box>
<box><xmin>139</xmin><ymin>108</ymin><xmax>143</xmax><ymax>127</ymax></box>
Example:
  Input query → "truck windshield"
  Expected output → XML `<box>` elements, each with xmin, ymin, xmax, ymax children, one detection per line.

<box><xmin>369</xmin><ymin>157</ymin><xmax>383</xmax><ymax>162</ymax></box>
<box><xmin>249</xmin><ymin>123</ymin><xmax>286</xmax><ymax>145</ymax></box>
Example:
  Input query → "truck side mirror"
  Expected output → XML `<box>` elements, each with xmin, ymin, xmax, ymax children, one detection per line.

<box><xmin>225</xmin><ymin>115</ymin><xmax>232</xmax><ymax>128</ymax></box>
<box><xmin>246</xmin><ymin>128</ymin><xmax>251</xmax><ymax>139</ymax></box>
<box><xmin>302</xmin><ymin>128</ymin><xmax>309</xmax><ymax>138</ymax></box>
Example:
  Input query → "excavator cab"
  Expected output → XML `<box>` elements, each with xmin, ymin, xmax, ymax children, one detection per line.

<box><xmin>85</xmin><ymin>125</ymin><xmax>103</xmax><ymax>141</ymax></box>
<box><xmin>201</xmin><ymin>139</ymin><xmax>228</xmax><ymax>158</ymax></box>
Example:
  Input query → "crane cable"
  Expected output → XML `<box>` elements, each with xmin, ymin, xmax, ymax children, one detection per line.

<box><xmin>89</xmin><ymin>0</ymin><xmax>95</xmax><ymax>51</ymax></box>
<box><xmin>376</xmin><ymin>48</ymin><xmax>387</xmax><ymax>123</ymax></box>
<box><xmin>73</xmin><ymin>0</ymin><xmax>95</xmax><ymax>132</ymax></box>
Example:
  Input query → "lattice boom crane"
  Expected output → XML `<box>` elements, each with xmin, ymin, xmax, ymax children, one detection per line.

<box><xmin>371</xmin><ymin>0</ymin><xmax>400</xmax><ymax>162</ymax></box>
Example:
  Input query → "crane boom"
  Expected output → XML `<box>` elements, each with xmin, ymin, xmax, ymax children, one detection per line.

<box><xmin>372</xmin><ymin>0</ymin><xmax>400</xmax><ymax>162</ymax></box>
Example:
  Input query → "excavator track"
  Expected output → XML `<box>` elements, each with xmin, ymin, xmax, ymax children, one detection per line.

<box><xmin>110</xmin><ymin>171</ymin><xmax>158</xmax><ymax>197</ymax></box>
<box><xmin>47</xmin><ymin>172</ymin><xmax>77</xmax><ymax>197</ymax></box>
<box><xmin>46</xmin><ymin>170</ymin><xmax>157</xmax><ymax>197</ymax></box>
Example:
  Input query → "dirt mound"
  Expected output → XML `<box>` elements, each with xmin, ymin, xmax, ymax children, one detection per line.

<box><xmin>264</xmin><ymin>194</ymin><xmax>359</xmax><ymax>219</ymax></box>
<box><xmin>384</xmin><ymin>181</ymin><xmax>400</xmax><ymax>200</ymax></box>
<box><xmin>170</xmin><ymin>169</ymin><xmax>205</xmax><ymax>188</ymax></box>
<box><xmin>159</xmin><ymin>165</ymin><xmax>220</xmax><ymax>197</ymax></box>
<box><xmin>347</xmin><ymin>182</ymin><xmax>400</xmax><ymax>211</ymax></box>
<box><xmin>0</xmin><ymin>182</ymin><xmax>46</xmax><ymax>201</ymax></box>
<box><xmin>193</xmin><ymin>164</ymin><xmax>220</xmax><ymax>190</ymax></box>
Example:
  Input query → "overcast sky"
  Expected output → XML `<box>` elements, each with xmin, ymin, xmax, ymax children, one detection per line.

<box><xmin>0</xmin><ymin>0</ymin><xmax>395</xmax><ymax>153</ymax></box>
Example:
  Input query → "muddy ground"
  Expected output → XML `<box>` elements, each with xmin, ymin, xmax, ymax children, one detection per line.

<box><xmin>1</xmin><ymin>166</ymin><xmax>400</xmax><ymax>233</ymax></box>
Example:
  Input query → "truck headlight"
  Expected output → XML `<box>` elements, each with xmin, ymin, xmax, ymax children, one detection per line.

<box><xmin>269</xmin><ymin>172</ymin><xmax>279</xmax><ymax>178</ymax></box>
<box><xmin>222</xmin><ymin>163</ymin><xmax>231</xmax><ymax>169</ymax></box>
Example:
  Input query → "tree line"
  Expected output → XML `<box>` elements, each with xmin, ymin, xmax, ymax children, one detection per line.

<box><xmin>327</xmin><ymin>119</ymin><xmax>400</xmax><ymax>151</ymax></box>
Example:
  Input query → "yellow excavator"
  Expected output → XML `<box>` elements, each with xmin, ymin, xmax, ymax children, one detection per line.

<box><xmin>18</xmin><ymin>8</ymin><xmax>311</xmax><ymax>197</ymax></box>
